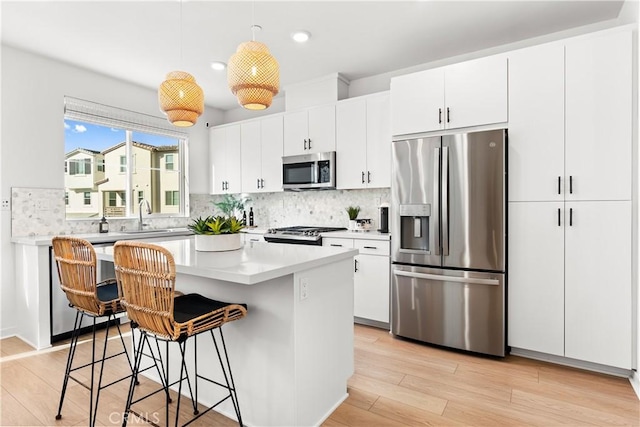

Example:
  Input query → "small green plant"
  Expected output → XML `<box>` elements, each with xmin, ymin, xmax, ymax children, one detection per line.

<box><xmin>345</xmin><ymin>206</ymin><xmax>360</xmax><ymax>220</ymax></box>
<box><xmin>213</xmin><ymin>194</ymin><xmax>250</xmax><ymax>218</ymax></box>
<box><xmin>188</xmin><ymin>215</ymin><xmax>245</xmax><ymax>235</ymax></box>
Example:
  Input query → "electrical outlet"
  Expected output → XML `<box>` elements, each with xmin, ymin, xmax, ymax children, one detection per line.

<box><xmin>300</xmin><ymin>278</ymin><xmax>309</xmax><ymax>300</ymax></box>
<box><xmin>1</xmin><ymin>199</ymin><xmax>9</xmax><ymax>211</ymax></box>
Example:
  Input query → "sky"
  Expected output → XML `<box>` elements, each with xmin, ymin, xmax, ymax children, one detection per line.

<box><xmin>64</xmin><ymin>119</ymin><xmax>177</xmax><ymax>153</ymax></box>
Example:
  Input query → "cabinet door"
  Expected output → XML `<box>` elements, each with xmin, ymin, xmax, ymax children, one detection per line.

<box><xmin>209</xmin><ymin>127</ymin><xmax>227</xmax><ymax>195</ymax></box>
<box><xmin>390</xmin><ymin>68</ymin><xmax>444</xmax><ymax>136</ymax></box>
<box><xmin>507</xmin><ymin>202</ymin><xmax>564</xmax><ymax>356</ymax></box>
<box><xmin>240</xmin><ymin>121</ymin><xmax>262</xmax><ymax>192</ymax></box>
<box><xmin>260</xmin><ymin>115</ymin><xmax>284</xmax><ymax>192</ymax></box>
<box><xmin>224</xmin><ymin>125</ymin><xmax>242</xmax><ymax>194</ymax></box>
<box><xmin>336</xmin><ymin>98</ymin><xmax>367</xmax><ymax>189</ymax></box>
<box><xmin>283</xmin><ymin>110</ymin><xmax>308</xmax><ymax>156</ymax></box>
<box><xmin>355</xmin><ymin>254</ymin><xmax>390</xmax><ymax>323</ymax></box>
<box><xmin>445</xmin><ymin>55</ymin><xmax>507</xmax><ymax>129</ymax></box>
<box><xmin>365</xmin><ymin>92</ymin><xmax>391</xmax><ymax>188</ymax></box>
<box><xmin>564</xmin><ymin>201</ymin><xmax>631</xmax><ymax>369</ymax></box>
<box><xmin>565</xmin><ymin>31</ymin><xmax>632</xmax><ymax>201</ymax></box>
<box><xmin>307</xmin><ymin>104</ymin><xmax>336</xmax><ymax>153</ymax></box>
<box><xmin>508</xmin><ymin>43</ymin><xmax>564</xmax><ymax>202</ymax></box>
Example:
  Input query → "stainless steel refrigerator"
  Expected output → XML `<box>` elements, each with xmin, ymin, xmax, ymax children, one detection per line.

<box><xmin>390</xmin><ymin>129</ymin><xmax>506</xmax><ymax>357</ymax></box>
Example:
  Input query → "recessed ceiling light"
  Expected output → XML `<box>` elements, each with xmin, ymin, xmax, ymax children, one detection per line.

<box><xmin>211</xmin><ymin>61</ymin><xmax>227</xmax><ymax>71</ymax></box>
<box><xmin>291</xmin><ymin>30</ymin><xmax>311</xmax><ymax>43</ymax></box>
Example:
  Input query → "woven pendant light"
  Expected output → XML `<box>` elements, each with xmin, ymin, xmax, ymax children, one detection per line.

<box><xmin>228</xmin><ymin>37</ymin><xmax>279</xmax><ymax>110</ymax></box>
<box><xmin>159</xmin><ymin>71</ymin><xmax>204</xmax><ymax>127</ymax></box>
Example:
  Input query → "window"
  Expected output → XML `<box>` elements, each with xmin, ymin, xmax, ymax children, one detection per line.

<box><xmin>65</xmin><ymin>192</ymin><xmax>69</xmax><ymax>205</ymax></box>
<box><xmin>64</xmin><ymin>96</ymin><xmax>188</xmax><ymax>219</ymax></box>
<box><xmin>69</xmin><ymin>158</ymin><xmax>92</xmax><ymax>175</ymax></box>
<box><xmin>83</xmin><ymin>192</ymin><xmax>91</xmax><ymax>205</ymax></box>
<box><xmin>165</xmin><ymin>191</ymin><xmax>179</xmax><ymax>206</ymax></box>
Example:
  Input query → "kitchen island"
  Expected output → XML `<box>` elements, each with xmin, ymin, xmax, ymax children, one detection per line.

<box><xmin>95</xmin><ymin>237</ymin><xmax>358</xmax><ymax>427</ymax></box>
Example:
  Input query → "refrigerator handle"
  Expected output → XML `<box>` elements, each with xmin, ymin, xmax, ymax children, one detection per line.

<box><xmin>557</xmin><ymin>176</ymin><xmax>561</xmax><ymax>195</ymax></box>
<box><xmin>442</xmin><ymin>146</ymin><xmax>449</xmax><ymax>256</ymax></box>
<box><xmin>433</xmin><ymin>147</ymin><xmax>441</xmax><ymax>256</ymax></box>
<box><xmin>393</xmin><ymin>270</ymin><xmax>500</xmax><ymax>286</ymax></box>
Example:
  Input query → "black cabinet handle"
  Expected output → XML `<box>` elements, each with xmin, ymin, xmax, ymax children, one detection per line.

<box><xmin>222</xmin><ymin>181</ymin><xmax>225</xmax><ymax>191</ymax></box>
<box><xmin>569</xmin><ymin>208</ymin><xmax>573</xmax><ymax>226</ymax></box>
<box><xmin>304</xmin><ymin>139</ymin><xmax>307</xmax><ymax>150</ymax></box>
<box><xmin>257</xmin><ymin>178</ymin><xmax>260</xmax><ymax>189</ymax></box>
<box><xmin>261</xmin><ymin>178</ymin><xmax>265</xmax><ymax>188</ymax></box>
<box><xmin>330</xmin><ymin>243</ymin><xmax>343</xmax><ymax>247</ymax></box>
<box><xmin>308</xmin><ymin>138</ymin><xmax>312</xmax><ymax>149</ymax></box>
<box><xmin>558</xmin><ymin>176</ymin><xmax>561</xmax><ymax>195</ymax></box>
<box><xmin>557</xmin><ymin>208</ymin><xmax>561</xmax><ymax>227</ymax></box>
<box><xmin>569</xmin><ymin>176</ymin><xmax>573</xmax><ymax>194</ymax></box>
<box><xmin>367</xmin><ymin>171</ymin><xmax>371</xmax><ymax>183</ymax></box>
<box><xmin>354</xmin><ymin>259</ymin><xmax>359</xmax><ymax>272</ymax></box>
<box><xmin>438</xmin><ymin>108</ymin><xmax>442</xmax><ymax>124</ymax></box>
<box><xmin>447</xmin><ymin>107</ymin><xmax>450</xmax><ymax>123</ymax></box>
<box><xmin>363</xmin><ymin>246</ymin><xmax>377</xmax><ymax>250</ymax></box>
<box><xmin>361</xmin><ymin>172</ymin><xmax>365</xmax><ymax>184</ymax></box>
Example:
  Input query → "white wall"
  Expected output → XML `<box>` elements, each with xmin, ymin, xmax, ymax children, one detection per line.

<box><xmin>0</xmin><ymin>44</ymin><xmax>223</xmax><ymax>337</ymax></box>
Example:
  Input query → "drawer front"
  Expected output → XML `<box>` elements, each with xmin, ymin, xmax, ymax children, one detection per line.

<box><xmin>323</xmin><ymin>237</ymin><xmax>354</xmax><ymax>248</ymax></box>
<box><xmin>354</xmin><ymin>239</ymin><xmax>390</xmax><ymax>256</ymax></box>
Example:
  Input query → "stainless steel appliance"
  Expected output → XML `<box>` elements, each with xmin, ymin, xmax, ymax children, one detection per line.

<box><xmin>264</xmin><ymin>226</ymin><xmax>346</xmax><ymax>245</ymax></box>
<box><xmin>391</xmin><ymin>129</ymin><xmax>506</xmax><ymax>357</ymax></box>
<box><xmin>282</xmin><ymin>151</ymin><xmax>336</xmax><ymax>191</ymax></box>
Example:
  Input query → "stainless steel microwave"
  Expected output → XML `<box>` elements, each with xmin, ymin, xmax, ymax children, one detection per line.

<box><xmin>282</xmin><ymin>151</ymin><xmax>336</xmax><ymax>191</ymax></box>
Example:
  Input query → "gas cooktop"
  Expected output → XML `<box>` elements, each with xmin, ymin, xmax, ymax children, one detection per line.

<box><xmin>264</xmin><ymin>226</ymin><xmax>347</xmax><ymax>245</ymax></box>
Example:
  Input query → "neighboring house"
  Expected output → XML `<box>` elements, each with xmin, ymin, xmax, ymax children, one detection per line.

<box><xmin>65</xmin><ymin>141</ymin><xmax>179</xmax><ymax>218</ymax></box>
<box><xmin>64</xmin><ymin>148</ymin><xmax>104</xmax><ymax>218</ymax></box>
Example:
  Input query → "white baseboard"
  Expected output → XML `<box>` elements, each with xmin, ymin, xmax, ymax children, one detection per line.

<box><xmin>631</xmin><ymin>370</ymin><xmax>640</xmax><ymax>400</ymax></box>
<box><xmin>510</xmin><ymin>347</ymin><xmax>632</xmax><ymax>378</ymax></box>
<box><xmin>0</xmin><ymin>326</ymin><xmax>18</xmax><ymax>340</ymax></box>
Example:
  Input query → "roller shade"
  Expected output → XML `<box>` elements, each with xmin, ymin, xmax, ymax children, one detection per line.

<box><xmin>64</xmin><ymin>96</ymin><xmax>188</xmax><ymax>139</ymax></box>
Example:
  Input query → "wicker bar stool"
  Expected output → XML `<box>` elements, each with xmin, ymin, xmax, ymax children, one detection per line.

<box><xmin>113</xmin><ymin>240</ymin><xmax>247</xmax><ymax>427</ymax></box>
<box><xmin>51</xmin><ymin>236</ymin><xmax>135</xmax><ymax>427</ymax></box>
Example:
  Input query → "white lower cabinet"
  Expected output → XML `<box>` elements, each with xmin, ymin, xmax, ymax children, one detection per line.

<box><xmin>323</xmin><ymin>237</ymin><xmax>390</xmax><ymax>326</ymax></box>
<box><xmin>508</xmin><ymin>200</ymin><xmax>632</xmax><ymax>369</ymax></box>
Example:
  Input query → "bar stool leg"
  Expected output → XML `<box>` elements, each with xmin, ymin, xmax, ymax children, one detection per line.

<box><xmin>122</xmin><ymin>331</ymin><xmax>146</xmax><ymax>427</ymax></box>
<box><xmin>55</xmin><ymin>311</ymin><xmax>83</xmax><ymax>420</ymax></box>
<box><xmin>212</xmin><ymin>328</ymin><xmax>243</xmax><ymax>426</ymax></box>
<box><xmin>92</xmin><ymin>314</ymin><xmax>114</xmax><ymax>425</ymax></box>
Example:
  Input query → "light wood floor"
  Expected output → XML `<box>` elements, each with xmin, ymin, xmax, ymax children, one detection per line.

<box><xmin>1</xmin><ymin>324</ymin><xmax>638</xmax><ymax>426</ymax></box>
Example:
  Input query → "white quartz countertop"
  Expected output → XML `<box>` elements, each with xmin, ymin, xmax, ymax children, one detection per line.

<box><xmin>94</xmin><ymin>237</ymin><xmax>358</xmax><ymax>285</ymax></box>
<box><xmin>10</xmin><ymin>228</ymin><xmax>193</xmax><ymax>246</ymax></box>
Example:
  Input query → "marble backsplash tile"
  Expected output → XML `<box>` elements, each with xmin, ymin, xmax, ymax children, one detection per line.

<box><xmin>193</xmin><ymin>188</ymin><xmax>391</xmax><ymax>230</ymax></box>
<box><xmin>11</xmin><ymin>187</ymin><xmax>390</xmax><ymax>237</ymax></box>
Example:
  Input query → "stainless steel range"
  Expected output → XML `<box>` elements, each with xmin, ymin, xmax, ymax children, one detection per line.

<box><xmin>264</xmin><ymin>226</ymin><xmax>346</xmax><ymax>245</ymax></box>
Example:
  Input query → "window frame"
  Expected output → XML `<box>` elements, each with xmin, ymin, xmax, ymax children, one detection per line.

<box><xmin>83</xmin><ymin>191</ymin><xmax>91</xmax><ymax>205</ymax></box>
<box><xmin>63</xmin><ymin>97</ymin><xmax>190</xmax><ymax>220</ymax></box>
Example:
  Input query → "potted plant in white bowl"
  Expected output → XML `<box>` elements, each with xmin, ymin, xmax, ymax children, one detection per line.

<box><xmin>188</xmin><ymin>215</ymin><xmax>245</xmax><ymax>252</ymax></box>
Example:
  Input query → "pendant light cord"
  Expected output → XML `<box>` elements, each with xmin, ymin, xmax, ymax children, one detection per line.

<box><xmin>251</xmin><ymin>1</ymin><xmax>256</xmax><ymax>41</ymax></box>
<box><xmin>180</xmin><ymin>0</ymin><xmax>183</xmax><ymax>66</ymax></box>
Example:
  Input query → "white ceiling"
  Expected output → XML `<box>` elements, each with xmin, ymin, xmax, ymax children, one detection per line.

<box><xmin>1</xmin><ymin>1</ymin><xmax>627</xmax><ymax>111</ymax></box>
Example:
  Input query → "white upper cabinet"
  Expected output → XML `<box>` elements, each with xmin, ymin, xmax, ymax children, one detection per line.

<box><xmin>565</xmin><ymin>31</ymin><xmax>632</xmax><ymax>201</ymax></box>
<box><xmin>283</xmin><ymin>104</ymin><xmax>336</xmax><ymax>156</ymax></box>
<box><xmin>336</xmin><ymin>92</ymin><xmax>391</xmax><ymax>189</ymax></box>
<box><xmin>390</xmin><ymin>68</ymin><xmax>444</xmax><ymax>135</ymax></box>
<box><xmin>391</xmin><ymin>55</ymin><xmax>507</xmax><ymax>136</ymax></box>
<box><xmin>240</xmin><ymin>116</ymin><xmax>284</xmax><ymax>193</ymax></box>
<box><xmin>508</xmin><ymin>43</ymin><xmax>565</xmax><ymax>202</ymax></box>
<box><xmin>259</xmin><ymin>115</ymin><xmax>284</xmax><ymax>192</ymax></box>
<box><xmin>209</xmin><ymin>124</ymin><xmax>241</xmax><ymax>195</ymax></box>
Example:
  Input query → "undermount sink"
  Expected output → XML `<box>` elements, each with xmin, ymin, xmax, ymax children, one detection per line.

<box><xmin>121</xmin><ymin>228</ymin><xmax>175</xmax><ymax>234</ymax></box>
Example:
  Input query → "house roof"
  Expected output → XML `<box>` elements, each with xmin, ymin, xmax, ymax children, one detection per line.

<box><xmin>65</xmin><ymin>148</ymin><xmax>100</xmax><ymax>158</ymax></box>
<box><xmin>100</xmin><ymin>141</ymin><xmax>178</xmax><ymax>155</ymax></box>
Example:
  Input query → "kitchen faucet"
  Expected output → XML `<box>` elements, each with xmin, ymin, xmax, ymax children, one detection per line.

<box><xmin>138</xmin><ymin>199</ymin><xmax>151</xmax><ymax>231</ymax></box>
